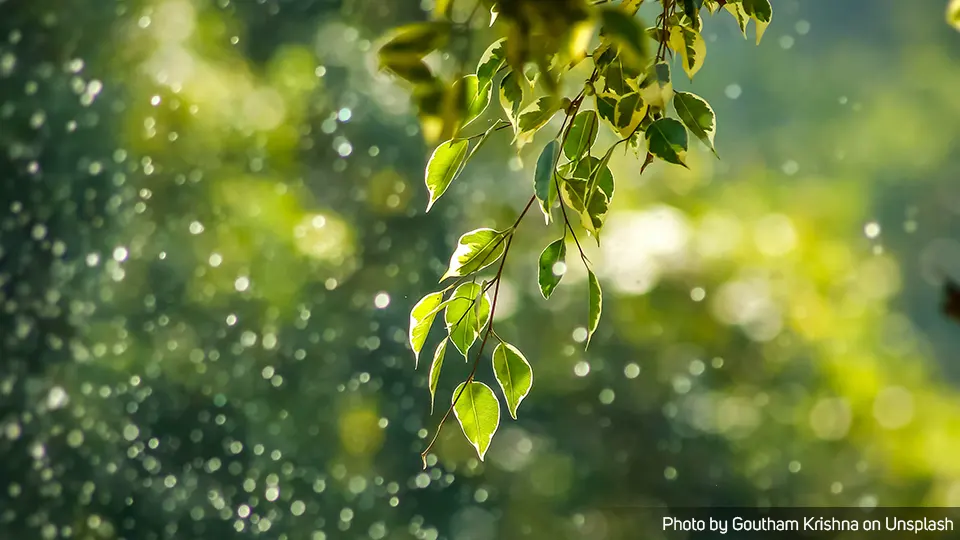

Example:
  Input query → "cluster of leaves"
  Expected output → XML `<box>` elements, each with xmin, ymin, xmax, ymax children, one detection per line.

<box><xmin>379</xmin><ymin>0</ymin><xmax>772</xmax><ymax>466</ymax></box>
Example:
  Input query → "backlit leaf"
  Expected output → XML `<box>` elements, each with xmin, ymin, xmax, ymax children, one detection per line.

<box><xmin>409</xmin><ymin>291</ymin><xmax>445</xmax><ymax>365</ymax></box>
<box><xmin>950</xmin><ymin>0</ymin><xmax>960</xmax><ymax>30</ymax></box>
<box><xmin>425</xmin><ymin>139</ymin><xmax>469</xmax><ymax>212</ymax></box>
<box><xmin>673</xmin><ymin>91</ymin><xmax>718</xmax><ymax>156</ymax></box>
<box><xmin>499</xmin><ymin>71</ymin><xmax>524</xmax><ymax>134</ymax></box>
<box><xmin>538</xmin><ymin>238</ymin><xmax>566</xmax><ymax>299</ymax></box>
<box><xmin>563</xmin><ymin>110</ymin><xmax>599</xmax><ymax>161</ymax></box>
<box><xmin>457</xmin><ymin>74</ymin><xmax>491</xmax><ymax>127</ymax></box>
<box><xmin>613</xmin><ymin>92</ymin><xmax>647</xmax><ymax>138</ymax></box>
<box><xmin>428</xmin><ymin>339</ymin><xmax>447</xmax><ymax>413</ymax></box>
<box><xmin>452</xmin><ymin>381</ymin><xmax>500</xmax><ymax>461</ymax></box>
<box><xmin>378</xmin><ymin>22</ymin><xmax>451</xmax><ymax>58</ymax></box>
<box><xmin>441</xmin><ymin>228</ymin><xmax>508</xmax><ymax>280</ymax></box>
<box><xmin>587</xmin><ymin>269</ymin><xmax>602</xmax><ymax>349</ymax></box>
<box><xmin>476</xmin><ymin>39</ymin><xmax>506</xmax><ymax>91</ymax></box>
<box><xmin>645</xmin><ymin>117</ymin><xmax>688</xmax><ymax>167</ymax></box>
<box><xmin>515</xmin><ymin>97</ymin><xmax>560</xmax><ymax>148</ymax></box>
<box><xmin>534</xmin><ymin>140</ymin><xmax>561</xmax><ymax>223</ymax></box>
<box><xmin>668</xmin><ymin>25</ymin><xmax>706</xmax><ymax>80</ymax></box>
<box><xmin>492</xmin><ymin>342</ymin><xmax>534</xmax><ymax>419</ymax></box>
<box><xmin>445</xmin><ymin>283</ymin><xmax>491</xmax><ymax>358</ymax></box>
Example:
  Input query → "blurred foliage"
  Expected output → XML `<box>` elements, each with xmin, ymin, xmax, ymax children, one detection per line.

<box><xmin>2</xmin><ymin>1</ymin><xmax>960</xmax><ymax>540</ymax></box>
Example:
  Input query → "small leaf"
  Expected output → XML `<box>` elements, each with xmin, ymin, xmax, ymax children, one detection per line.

<box><xmin>586</xmin><ymin>269</ymin><xmax>602</xmax><ymax>349</ymax></box>
<box><xmin>515</xmin><ymin>97</ymin><xmax>560</xmax><ymax>148</ymax></box>
<box><xmin>563</xmin><ymin>111</ymin><xmax>599</xmax><ymax>161</ymax></box>
<box><xmin>645</xmin><ymin>117</ymin><xmax>688</xmax><ymax>167</ymax></box>
<box><xmin>668</xmin><ymin>26</ymin><xmax>706</xmax><ymax>80</ymax></box>
<box><xmin>673</xmin><ymin>91</ymin><xmax>718</xmax><ymax>156</ymax></box>
<box><xmin>492</xmin><ymin>342</ymin><xmax>534</xmax><ymax>420</ymax></box>
<box><xmin>597</xmin><ymin>9</ymin><xmax>649</xmax><ymax>66</ymax></box>
<box><xmin>534</xmin><ymin>140</ymin><xmax>561</xmax><ymax>224</ymax></box>
<box><xmin>638</xmin><ymin>61</ymin><xmax>673</xmax><ymax>111</ymax></box>
<box><xmin>457</xmin><ymin>74</ymin><xmax>492</xmax><ymax>127</ymax></box>
<box><xmin>445</xmin><ymin>283</ymin><xmax>491</xmax><ymax>358</ymax></box>
<box><xmin>950</xmin><ymin>0</ymin><xmax>960</xmax><ymax>30</ymax></box>
<box><xmin>424</xmin><ymin>139</ymin><xmax>469</xmax><ymax>212</ymax></box>
<box><xmin>499</xmin><ymin>71</ymin><xmax>524</xmax><ymax>134</ymax></box>
<box><xmin>724</xmin><ymin>2</ymin><xmax>749</xmax><ymax>37</ymax></box>
<box><xmin>452</xmin><ymin>381</ymin><xmax>500</xmax><ymax>461</ymax></box>
<box><xmin>428</xmin><ymin>339</ymin><xmax>447</xmax><ymax>413</ymax></box>
<box><xmin>476</xmin><ymin>39</ymin><xmax>506</xmax><ymax>91</ymax></box>
<box><xmin>378</xmin><ymin>22</ymin><xmax>451</xmax><ymax>58</ymax></box>
<box><xmin>612</xmin><ymin>92</ymin><xmax>647</xmax><ymax>138</ymax></box>
<box><xmin>409</xmin><ymin>291</ymin><xmax>445</xmax><ymax>365</ymax></box>
<box><xmin>538</xmin><ymin>238</ymin><xmax>566</xmax><ymax>299</ymax></box>
<box><xmin>441</xmin><ymin>228</ymin><xmax>508</xmax><ymax>280</ymax></box>
<box><xmin>595</xmin><ymin>93</ymin><xmax>618</xmax><ymax>129</ymax></box>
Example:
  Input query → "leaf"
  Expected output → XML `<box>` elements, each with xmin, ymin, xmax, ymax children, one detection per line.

<box><xmin>409</xmin><ymin>291</ymin><xmax>445</xmax><ymax>365</ymax></box>
<box><xmin>380</xmin><ymin>58</ymin><xmax>436</xmax><ymax>85</ymax></box>
<box><xmin>534</xmin><ymin>140</ymin><xmax>561</xmax><ymax>224</ymax></box>
<box><xmin>603</xmin><ymin>55</ymin><xmax>644</xmax><ymax>95</ymax></box>
<box><xmin>476</xmin><ymin>39</ymin><xmax>506</xmax><ymax>91</ymax></box>
<box><xmin>499</xmin><ymin>71</ymin><xmax>524</xmax><ymax>134</ymax></box>
<box><xmin>457</xmin><ymin>74</ymin><xmax>491</xmax><ymax>128</ymax></box>
<box><xmin>428</xmin><ymin>339</ymin><xmax>447</xmax><ymax>413</ymax></box>
<box><xmin>445</xmin><ymin>283</ymin><xmax>491</xmax><ymax>358</ymax></box>
<box><xmin>673</xmin><ymin>91</ymin><xmax>718</xmax><ymax>157</ymax></box>
<box><xmin>515</xmin><ymin>97</ymin><xmax>560</xmax><ymax>148</ymax></box>
<box><xmin>668</xmin><ymin>25</ymin><xmax>706</xmax><ymax>80</ymax></box>
<box><xmin>681</xmin><ymin>0</ymin><xmax>704</xmax><ymax>21</ymax></box>
<box><xmin>538</xmin><ymin>238</ymin><xmax>566</xmax><ymax>299</ymax></box>
<box><xmin>452</xmin><ymin>381</ymin><xmax>500</xmax><ymax>461</ymax></box>
<box><xmin>645</xmin><ymin>117</ymin><xmax>688</xmax><ymax>167</ymax></box>
<box><xmin>950</xmin><ymin>0</ymin><xmax>960</xmax><ymax>31</ymax></box>
<box><xmin>638</xmin><ymin>61</ymin><xmax>673</xmax><ymax>112</ymax></box>
<box><xmin>586</xmin><ymin>269</ymin><xmax>602</xmax><ymax>349</ymax></box>
<box><xmin>424</xmin><ymin>139</ymin><xmax>469</xmax><ymax>212</ymax></box>
<box><xmin>724</xmin><ymin>2</ymin><xmax>749</xmax><ymax>37</ymax></box>
<box><xmin>582</xmin><ymin>150</ymin><xmax>617</xmax><ymax>240</ymax></box>
<box><xmin>597</xmin><ymin>9</ymin><xmax>649</xmax><ymax>66</ymax></box>
<box><xmin>563</xmin><ymin>110</ymin><xmax>599</xmax><ymax>161</ymax></box>
<box><xmin>378</xmin><ymin>22</ymin><xmax>451</xmax><ymax>58</ymax></box>
<box><xmin>441</xmin><ymin>228</ymin><xmax>508</xmax><ymax>280</ymax></box>
<box><xmin>492</xmin><ymin>342</ymin><xmax>534</xmax><ymax>420</ymax></box>
<box><xmin>612</xmin><ymin>91</ymin><xmax>647</xmax><ymax>138</ymax></box>
<box><xmin>742</xmin><ymin>0</ymin><xmax>772</xmax><ymax>44</ymax></box>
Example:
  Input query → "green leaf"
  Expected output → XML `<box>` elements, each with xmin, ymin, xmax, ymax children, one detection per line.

<box><xmin>456</xmin><ymin>74</ymin><xmax>491</xmax><ymax>128</ymax></box>
<box><xmin>668</xmin><ymin>25</ymin><xmax>706</xmax><ymax>80</ymax></box>
<box><xmin>681</xmin><ymin>0</ymin><xmax>704</xmax><ymax>21</ymax></box>
<box><xmin>563</xmin><ymin>110</ymin><xmax>599</xmax><ymax>162</ymax></box>
<box><xmin>612</xmin><ymin>91</ymin><xmax>647</xmax><ymax>138</ymax></box>
<box><xmin>559</xmin><ymin>157</ymin><xmax>615</xmax><ymax>240</ymax></box>
<box><xmin>603</xmin><ymin>55</ymin><xmax>644</xmax><ymax>96</ymax></box>
<box><xmin>409</xmin><ymin>291</ymin><xmax>445</xmax><ymax>365</ymax></box>
<box><xmin>492</xmin><ymin>342</ymin><xmax>534</xmax><ymax>419</ymax></box>
<box><xmin>742</xmin><ymin>0</ymin><xmax>772</xmax><ymax>44</ymax></box>
<box><xmin>499</xmin><ymin>71</ymin><xmax>524</xmax><ymax>134</ymax></box>
<box><xmin>595</xmin><ymin>93</ymin><xmax>618</xmax><ymax>129</ymax></box>
<box><xmin>441</xmin><ymin>228</ymin><xmax>508</xmax><ymax>280</ymax></box>
<box><xmin>673</xmin><ymin>91</ymin><xmax>718</xmax><ymax>157</ymax></box>
<box><xmin>586</xmin><ymin>269</ymin><xmax>602</xmax><ymax>349</ymax></box>
<box><xmin>597</xmin><ymin>9</ymin><xmax>649</xmax><ymax>66</ymax></box>
<box><xmin>424</xmin><ymin>139</ymin><xmax>469</xmax><ymax>212</ymax></box>
<box><xmin>428</xmin><ymin>339</ymin><xmax>447</xmax><ymax>414</ymax></box>
<box><xmin>515</xmin><ymin>97</ymin><xmax>560</xmax><ymax>148</ymax></box>
<box><xmin>380</xmin><ymin>58</ymin><xmax>436</xmax><ymax>85</ymax></box>
<box><xmin>445</xmin><ymin>282</ymin><xmax>491</xmax><ymax>357</ymax></box>
<box><xmin>950</xmin><ymin>0</ymin><xmax>960</xmax><ymax>30</ymax></box>
<box><xmin>378</xmin><ymin>22</ymin><xmax>451</xmax><ymax>58</ymax></box>
<box><xmin>534</xmin><ymin>140</ymin><xmax>561</xmax><ymax>224</ymax></box>
<box><xmin>538</xmin><ymin>238</ymin><xmax>566</xmax><ymax>299</ymax></box>
<box><xmin>452</xmin><ymin>381</ymin><xmax>500</xmax><ymax>461</ymax></box>
<box><xmin>476</xmin><ymin>39</ymin><xmax>506</xmax><ymax>91</ymax></box>
<box><xmin>645</xmin><ymin>117</ymin><xmax>688</xmax><ymax>167</ymax></box>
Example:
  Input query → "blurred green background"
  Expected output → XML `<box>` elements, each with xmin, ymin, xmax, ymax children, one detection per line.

<box><xmin>2</xmin><ymin>0</ymin><xmax>960</xmax><ymax>539</ymax></box>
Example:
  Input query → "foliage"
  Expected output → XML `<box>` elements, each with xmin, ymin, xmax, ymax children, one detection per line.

<box><xmin>380</xmin><ymin>0</ymin><xmax>774</xmax><ymax>464</ymax></box>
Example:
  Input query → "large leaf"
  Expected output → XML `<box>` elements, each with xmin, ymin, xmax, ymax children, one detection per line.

<box><xmin>428</xmin><ymin>339</ymin><xmax>447</xmax><ymax>413</ymax></box>
<box><xmin>538</xmin><ymin>238</ymin><xmax>566</xmax><ymax>299</ymax></box>
<box><xmin>444</xmin><ymin>282</ymin><xmax>491</xmax><ymax>358</ymax></box>
<box><xmin>492</xmin><ymin>342</ymin><xmax>534</xmax><ymax>420</ymax></box>
<box><xmin>645</xmin><ymin>117</ymin><xmax>688</xmax><ymax>167</ymax></box>
<box><xmin>515</xmin><ymin>97</ymin><xmax>560</xmax><ymax>148</ymax></box>
<box><xmin>534</xmin><ymin>140</ymin><xmax>561</xmax><ymax>224</ymax></box>
<box><xmin>476</xmin><ymin>38</ymin><xmax>506</xmax><ymax>91</ymax></box>
<box><xmin>409</xmin><ymin>291</ymin><xmax>445</xmax><ymax>365</ymax></box>
<box><xmin>424</xmin><ymin>139</ymin><xmax>469</xmax><ymax>212</ymax></box>
<box><xmin>586</xmin><ymin>269</ymin><xmax>602</xmax><ymax>349</ymax></box>
<box><xmin>674</xmin><ymin>91</ymin><xmax>718</xmax><ymax>157</ymax></box>
<box><xmin>499</xmin><ymin>71</ymin><xmax>524</xmax><ymax>134</ymax></box>
<box><xmin>441</xmin><ymin>228</ymin><xmax>508</xmax><ymax>280</ymax></box>
<box><xmin>452</xmin><ymin>381</ymin><xmax>500</xmax><ymax>461</ymax></box>
<box><xmin>563</xmin><ymin>110</ymin><xmax>599</xmax><ymax>161</ymax></box>
<box><xmin>668</xmin><ymin>25</ymin><xmax>706</xmax><ymax>80</ymax></box>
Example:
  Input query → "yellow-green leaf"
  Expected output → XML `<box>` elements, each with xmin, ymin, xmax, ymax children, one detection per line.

<box><xmin>668</xmin><ymin>25</ymin><xmax>706</xmax><ymax>80</ymax></box>
<box><xmin>424</xmin><ymin>139</ymin><xmax>469</xmax><ymax>212</ymax></box>
<box><xmin>950</xmin><ymin>0</ymin><xmax>960</xmax><ymax>30</ymax></box>
<box><xmin>409</xmin><ymin>291</ymin><xmax>445</xmax><ymax>365</ymax></box>
<box><xmin>538</xmin><ymin>238</ymin><xmax>566</xmax><ymax>299</ymax></box>
<box><xmin>428</xmin><ymin>339</ymin><xmax>447</xmax><ymax>413</ymax></box>
<box><xmin>444</xmin><ymin>282</ymin><xmax>491</xmax><ymax>358</ymax></box>
<box><xmin>499</xmin><ymin>70</ymin><xmax>524</xmax><ymax>134</ymax></box>
<box><xmin>492</xmin><ymin>342</ymin><xmax>534</xmax><ymax>419</ymax></box>
<box><xmin>673</xmin><ymin>91</ymin><xmax>718</xmax><ymax>157</ymax></box>
<box><xmin>534</xmin><ymin>140</ymin><xmax>561</xmax><ymax>224</ymax></box>
<box><xmin>378</xmin><ymin>22</ymin><xmax>451</xmax><ymax>59</ymax></box>
<box><xmin>515</xmin><ymin>97</ymin><xmax>560</xmax><ymax>148</ymax></box>
<box><xmin>742</xmin><ymin>0</ymin><xmax>772</xmax><ymax>44</ymax></box>
<box><xmin>587</xmin><ymin>269</ymin><xmax>602</xmax><ymax>349</ymax></box>
<box><xmin>441</xmin><ymin>228</ymin><xmax>508</xmax><ymax>280</ymax></box>
<box><xmin>476</xmin><ymin>39</ymin><xmax>506</xmax><ymax>91</ymax></box>
<box><xmin>563</xmin><ymin>110</ymin><xmax>599</xmax><ymax>161</ymax></box>
<box><xmin>452</xmin><ymin>381</ymin><xmax>500</xmax><ymax>461</ymax></box>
